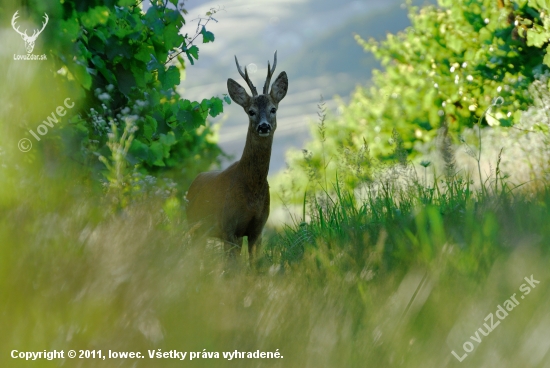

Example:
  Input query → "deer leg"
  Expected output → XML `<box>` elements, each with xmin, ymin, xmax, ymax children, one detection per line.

<box><xmin>247</xmin><ymin>200</ymin><xmax>269</xmax><ymax>266</ymax></box>
<box><xmin>247</xmin><ymin>234</ymin><xmax>261</xmax><ymax>267</ymax></box>
<box><xmin>224</xmin><ymin>236</ymin><xmax>243</xmax><ymax>259</ymax></box>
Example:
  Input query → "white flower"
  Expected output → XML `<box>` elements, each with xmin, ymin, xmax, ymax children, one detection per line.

<box><xmin>98</xmin><ymin>93</ymin><xmax>110</xmax><ymax>101</ymax></box>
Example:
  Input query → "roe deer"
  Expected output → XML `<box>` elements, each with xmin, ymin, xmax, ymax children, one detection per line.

<box><xmin>186</xmin><ymin>51</ymin><xmax>288</xmax><ymax>263</ymax></box>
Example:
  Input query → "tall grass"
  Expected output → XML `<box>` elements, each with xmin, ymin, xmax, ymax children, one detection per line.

<box><xmin>2</xmin><ymin>158</ymin><xmax>550</xmax><ymax>367</ymax></box>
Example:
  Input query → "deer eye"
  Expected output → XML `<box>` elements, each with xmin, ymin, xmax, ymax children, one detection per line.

<box><xmin>248</xmin><ymin>110</ymin><xmax>255</xmax><ymax>116</ymax></box>
<box><xmin>271</xmin><ymin>108</ymin><xmax>276</xmax><ymax>114</ymax></box>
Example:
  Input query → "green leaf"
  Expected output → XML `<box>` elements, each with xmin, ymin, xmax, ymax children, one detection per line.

<box><xmin>201</xmin><ymin>26</ymin><xmax>215</xmax><ymax>43</ymax></box>
<box><xmin>200</xmin><ymin>98</ymin><xmax>211</xmax><ymax>112</ymax></box>
<box><xmin>91</xmin><ymin>55</ymin><xmax>116</xmax><ymax>83</ymax></box>
<box><xmin>159</xmin><ymin>132</ymin><xmax>177</xmax><ymax>147</ymax></box>
<box><xmin>143</xmin><ymin>116</ymin><xmax>158</xmax><ymax>141</ymax></box>
<box><xmin>164</xmin><ymin>8</ymin><xmax>183</xmax><ymax>26</ymax></box>
<box><xmin>130</xmin><ymin>61</ymin><xmax>151</xmax><ymax>88</ymax></box>
<box><xmin>527</xmin><ymin>27</ymin><xmax>550</xmax><ymax>48</ymax></box>
<box><xmin>60</xmin><ymin>17</ymin><xmax>80</xmax><ymax>41</ymax></box>
<box><xmin>145</xmin><ymin>7</ymin><xmax>165</xmax><ymax>35</ymax></box>
<box><xmin>163</xmin><ymin>25</ymin><xmax>184</xmax><ymax>49</ymax></box>
<box><xmin>129</xmin><ymin>139</ymin><xmax>149</xmax><ymax>162</ymax></box>
<box><xmin>175</xmin><ymin>99</ymin><xmax>193</xmax><ymax>129</ymax></box>
<box><xmin>159</xmin><ymin>65</ymin><xmax>181</xmax><ymax>90</ymax></box>
<box><xmin>223</xmin><ymin>95</ymin><xmax>232</xmax><ymax>104</ymax></box>
<box><xmin>72</xmin><ymin>63</ymin><xmax>93</xmax><ymax>90</ymax></box>
<box><xmin>115</xmin><ymin>65</ymin><xmax>136</xmax><ymax>96</ymax></box>
<box><xmin>147</xmin><ymin>54</ymin><xmax>163</xmax><ymax>72</ymax></box>
<box><xmin>149</xmin><ymin>142</ymin><xmax>166</xmax><ymax>166</ymax></box>
<box><xmin>191</xmin><ymin>109</ymin><xmax>206</xmax><ymax>128</ymax></box>
<box><xmin>178</xmin><ymin>99</ymin><xmax>192</xmax><ymax>111</ymax></box>
<box><xmin>208</xmin><ymin>97</ymin><xmax>223</xmax><ymax>117</ymax></box>
<box><xmin>147</xmin><ymin>132</ymin><xmax>177</xmax><ymax>166</ymax></box>
<box><xmin>169</xmin><ymin>0</ymin><xmax>179</xmax><ymax>5</ymax></box>
<box><xmin>181</xmin><ymin>102</ymin><xmax>208</xmax><ymax>129</ymax></box>
<box><xmin>186</xmin><ymin>45</ymin><xmax>199</xmax><ymax>65</ymax></box>
<box><xmin>177</xmin><ymin>110</ymin><xmax>194</xmax><ymax>130</ymax></box>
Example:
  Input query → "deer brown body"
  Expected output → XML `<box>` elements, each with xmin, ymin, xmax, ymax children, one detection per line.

<box><xmin>186</xmin><ymin>52</ymin><xmax>288</xmax><ymax>262</ymax></box>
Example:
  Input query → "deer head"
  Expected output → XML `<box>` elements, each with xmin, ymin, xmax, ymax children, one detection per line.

<box><xmin>11</xmin><ymin>11</ymin><xmax>49</xmax><ymax>54</ymax></box>
<box><xmin>227</xmin><ymin>51</ymin><xmax>288</xmax><ymax>137</ymax></box>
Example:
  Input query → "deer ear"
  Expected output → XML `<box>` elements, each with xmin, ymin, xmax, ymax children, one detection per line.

<box><xmin>270</xmin><ymin>72</ymin><xmax>288</xmax><ymax>104</ymax></box>
<box><xmin>227</xmin><ymin>78</ymin><xmax>251</xmax><ymax>107</ymax></box>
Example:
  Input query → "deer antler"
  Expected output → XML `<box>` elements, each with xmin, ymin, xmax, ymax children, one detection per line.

<box><xmin>11</xmin><ymin>11</ymin><xmax>28</xmax><ymax>38</ymax></box>
<box><xmin>234</xmin><ymin>55</ymin><xmax>258</xmax><ymax>97</ymax></box>
<box><xmin>11</xmin><ymin>11</ymin><xmax>48</xmax><ymax>40</ymax></box>
<box><xmin>263</xmin><ymin>51</ymin><xmax>277</xmax><ymax>95</ymax></box>
<box><xmin>31</xmin><ymin>13</ymin><xmax>49</xmax><ymax>39</ymax></box>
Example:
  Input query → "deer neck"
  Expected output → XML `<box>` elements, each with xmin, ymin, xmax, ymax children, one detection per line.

<box><xmin>238</xmin><ymin>126</ymin><xmax>273</xmax><ymax>188</ymax></box>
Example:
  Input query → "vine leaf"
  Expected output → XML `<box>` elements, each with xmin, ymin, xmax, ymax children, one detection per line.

<box><xmin>186</xmin><ymin>45</ymin><xmax>199</xmax><ymax>65</ymax></box>
<box><xmin>159</xmin><ymin>65</ymin><xmax>181</xmax><ymax>89</ymax></box>
<box><xmin>201</xmin><ymin>26</ymin><xmax>215</xmax><ymax>43</ymax></box>
<box><xmin>208</xmin><ymin>97</ymin><xmax>224</xmax><ymax>117</ymax></box>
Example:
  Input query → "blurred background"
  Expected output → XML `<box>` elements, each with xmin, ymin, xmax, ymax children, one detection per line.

<box><xmin>178</xmin><ymin>0</ymin><xmax>413</xmax><ymax>171</ymax></box>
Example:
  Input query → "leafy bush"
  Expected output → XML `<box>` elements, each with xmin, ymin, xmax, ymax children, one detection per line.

<box><xmin>278</xmin><ymin>0</ymin><xmax>550</xmax><ymax>198</ymax></box>
<box><xmin>25</xmin><ymin>0</ymin><xmax>227</xmax><ymax>178</ymax></box>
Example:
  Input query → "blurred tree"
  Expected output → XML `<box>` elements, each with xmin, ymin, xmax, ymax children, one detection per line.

<box><xmin>281</xmin><ymin>0</ymin><xmax>550</xmax><ymax>192</ymax></box>
<box><xmin>354</xmin><ymin>0</ymin><xmax>550</xmax><ymax>155</ymax></box>
<box><xmin>344</xmin><ymin>0</ymin><xmax>550</xmax><ymax>158</ymax></box>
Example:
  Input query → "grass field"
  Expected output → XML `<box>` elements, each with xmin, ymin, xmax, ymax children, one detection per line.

<box><xmin>1</xmin><ymin>134</ymin><xmax>550</xmax><ymax>367</ymax></box>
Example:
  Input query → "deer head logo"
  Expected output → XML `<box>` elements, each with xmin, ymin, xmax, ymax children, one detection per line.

<box><xmin>11</xmin><ymin>11</ymin><xmax>49</xmax><ymax>54</ymax></box>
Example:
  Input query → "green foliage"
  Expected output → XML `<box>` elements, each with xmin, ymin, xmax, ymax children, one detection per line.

<box><xmin>350</xmin><ymin>0</ymin><xmax>550</xmax><ymax>155</ymax></box>
<box><xmin>278</xmin><ymin>0</ymin><xmax>550</xmax><ymax>200</ymax></box>
<box><xmin>34</xmin><ymin>0</ymin><xmax>225</xmax><ymax>174</ymax></box>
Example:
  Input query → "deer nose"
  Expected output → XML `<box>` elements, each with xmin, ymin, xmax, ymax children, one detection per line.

<box><xmin>257</xmin><ymin>122</ymin><xmax>271</xmax><ymax>136</ymax></box>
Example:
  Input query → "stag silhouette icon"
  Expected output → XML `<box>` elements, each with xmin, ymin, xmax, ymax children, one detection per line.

<box><xmin>11</xmin><ymin>11</ymin><xmax>49</xmax><ymax>53</ymax></box>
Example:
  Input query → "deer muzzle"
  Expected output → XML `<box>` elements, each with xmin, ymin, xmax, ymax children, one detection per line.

<box><xmin>257</xmin><ymin>122</ymin><xmax>271</xmax><ymax>137</ymax></box>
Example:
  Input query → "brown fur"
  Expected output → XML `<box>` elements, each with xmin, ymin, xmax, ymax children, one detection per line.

<box><xmin>186</xmin><ymin>53</ymin><xmax>288</xmax><ymax>263</ymax></box>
